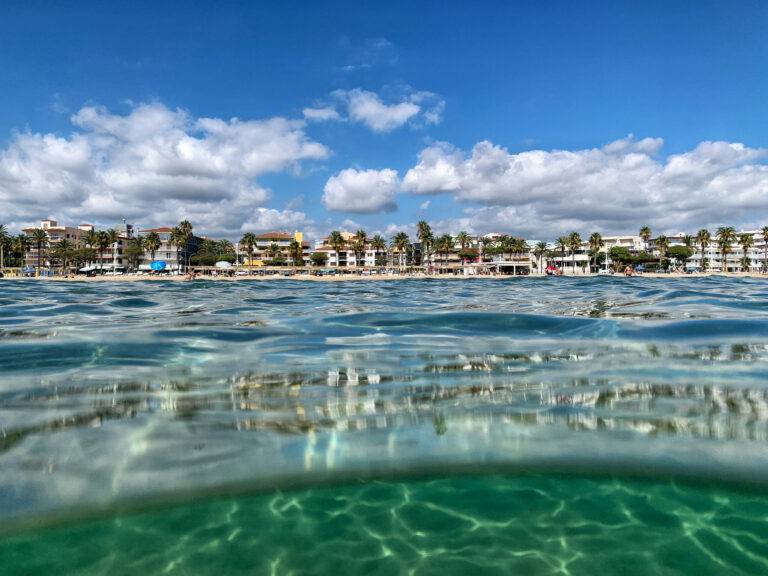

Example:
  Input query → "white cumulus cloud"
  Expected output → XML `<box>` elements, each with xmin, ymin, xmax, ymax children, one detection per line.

<box><xmin>322</xmin><ymin>167</ymin><xmax>399</xmax><ymax>213</ymax></box>
<box><xmin>0</xmin><ymin>102</ymin><xmax>329</xmax><ymax>237</ymax></box>
<box><xmin>401</xmin><ymin>136</ymin><xmax>768</xmax><ymax>234</ymax></box>
<box><xmin>333</xmin><ymin>88</ymin><xmax>444</xmax><ymax>133</ymax></box>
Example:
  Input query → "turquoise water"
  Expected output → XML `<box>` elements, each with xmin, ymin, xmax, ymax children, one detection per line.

<box><xmin>2</xmin><ymin>277</ymin><xmax>768</xmax><ymax>573</ymax></box>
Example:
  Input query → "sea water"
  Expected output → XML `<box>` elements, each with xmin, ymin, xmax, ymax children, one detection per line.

<box><xmin>1</xmin><ymin>277</ymin><xmax>768</xmax><ymax>574</ymax></box>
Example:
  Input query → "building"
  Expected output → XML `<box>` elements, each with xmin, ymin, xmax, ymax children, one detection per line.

<box><xmin>312</xmin><ymin>231</ymin><xmax>395</xmax><ymax>267</ymax></box>
<box><xmin>238</xmin><ymin>231</ymin><xmax>310</xmax><ymax>266</ymax></box>
<box><xmin>138</xmin><ymin>227</ymin><xmax>200</xmax><ymax>272</ymax></box>
<box><xmin>22</xmin><ymin>219</ymin><xmax>93</xmax><ymax>268</ymax></box>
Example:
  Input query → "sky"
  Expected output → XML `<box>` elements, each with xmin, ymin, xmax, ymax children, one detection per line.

<box><xmin>1</xmin><ymin>0</ymin><xmax>767</xmax><ymax>241</ymax></box>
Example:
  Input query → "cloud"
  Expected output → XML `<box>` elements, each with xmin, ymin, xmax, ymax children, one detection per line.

<box><xmin>322</xmin><ymin>167</ymin><xmax>399</xmax><ymax>213</ymax></box>
<box><xmin>401</xmin><ymin>136</ymin><xmax>768</xmax><ymax>234</ymax></box>
<box><xmin>333</xmin><ymin>89</ymin><xmax>444</xmax><ymax>133</ymax></box>
<box><xmin>302</xmin><ymin>106</ymin><xmax>341</xmax><ymax>122</ymax></box>
<box><xmin>0</xmin><ymin>102</ymin><xmax>329</xmax><ymax>237</ymax></box>
<box><xmin>239</xmin><ymin>207</ymin><xmax>312</xmax><ymax>232</ymax></box>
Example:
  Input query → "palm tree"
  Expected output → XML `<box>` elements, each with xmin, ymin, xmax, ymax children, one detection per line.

<box><xmin>555</xmin><ymin>236</ymin><xmax>568</xmax><ymax>271</ymax></box>
<box><xmin>567</xmin><ymin>232</ymin><xmax>582</xmax><ymax>274</ymax></box>
<box><xmin>52</xmin><ymin>239</ymin><xmax>74</xmax><ymax>274</ymax></box>
<box><xmin>655</xmin><ymin>235</ymin><xmax>669</xmax><ymax>260</ymax></box>
<box><xmin>456</xmin><ymin>231</ymin><xmax>471</xmax><ymax>250</ymax></box>
<box><xmin>288</xmin><ymin>239</ymin><xmax>304</xmax><ymax>267</ymax></box>
<box><xmin>143</xmin><ymin>231</ymin><xmax>162</xmax><ymax>262</ymax></box>
<box><xmin>588</xmin><ymin>232</ymin><xmax>604</xmax><ymax>274</ymax></box>
<box><xmin>105</xmin><ymin>229</ymin><xmax>119</xmax><ymax>272</ymax></box>
<box><xmin>371</xmin><ymin>235</ymin><xmax>387</xmax><ymax>266</ymax></box>
<box><xmin>265</xmin><ymin>242</ymin><xmax>282</xmax><ymax>262</ymax></box>
<box><xmin>533</xmin><ymin>241</ymin><xmax>548</xmax><ymax>275</ymax></box>
<box><xmin>738</xmin><ymin>232</ymin><xmax>754</xmax><ymax>272</ymax></box>
<box><xmin>416</xmin><ymin>220</ymin><xmax>433</xmax><ymax>270</ymax></box>
<box><xmin>352</xmin><ymin>229</ymin><xmax>368</xmax><ymax>267</ymax></box>
<box><xmin>169</xmin><ymin>226</ymin><xmax>186</xmax><ymax>273</ymax></box>
<box><xmin>95</xmin><ymin>231</ymin><xmax>111</xmax><ymax>273</ymax></box>
<box><xmin>435</xmin><ymin>233</ymin><xmax>454</xmax><ymax>271</ymax></box>
<box><xmin>177</xmin><ymin>220</ymin><xmax>194</xmax><ymax>270</ymax></box>
<box><xmin>83</xmin><ymin>229</ymin><xmax>99</xmax><ymax>249</ymax></box>
<box><xmin>0</xmin><ymin>224</ymin><xmax>8</xmax><ymax>270</ymax></box>
<box><xmin>762</xmin><ymin>226</ymin><xmax>768</xmax><ymax>273</ymax></box>
<box><xmin>328</xmin><ymin>230</ymin><xmax>346</xmax><ymax>268</ymax></box>
<box><xmin>392</xmin><ymin>232</ymin><xmax>410</xmax><ymax>268</ymax></box>
<box><xmin>639</xmin><ymin>226</ymin><xmax>652</xmax><ymax>252</ymax></box>
<box><xmin>30</xmin><ymin>229</ymin><xmax>48</xmax><ymax>275</ymax></box>
<box><xmin>13</xmin><ymin>234</ymin><xmax>30</xmax><ymax>269</ymax></box>
<box><xmin>239</xmin><ymin>232</ymin><xmax>256</xmax><ymax>273</ymax></box>
<box><xmin>696</xmin><ymin>229</ymin><xmax>711</xmax><ymax>271</ymax></box>
<box><xmin>716</xmin><ymin>226</ymin><xmax>736</xmax><ymax>272</ymax></box>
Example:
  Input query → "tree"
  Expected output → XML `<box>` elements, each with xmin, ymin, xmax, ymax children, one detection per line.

<box><xmin>639</xmin><ymin>226</ymin><xmax>652</xmax><ymax>251</ymax></box>
<box><xmin>310</xmin><ymin>252</ymin><xmax>328</xmax><ymax>267</ymax></box>
<box><xmin>762</xmin><ymin>226</ymin><xmax>768</xmax><ymax>273</ymax></box>
<box><xmin>696</xmin><ymin>229</ymin><xmax>711</xmax><ymax>271</ymax></box>
<box><xmin>567</xmin><ymin>232</ymin><xmax>582</xmax><ymax>274</ymax></box>
<box><xmin>0</xmin><ymin>224</ymin><xmax>8</xmax><ymax>270</ymax></box>
<box><xmin>716</xmin><ymin>226</ymin><xmax>736</xmax><ymax>272</ymax></box>
<box><xmin>588</xmin><ymin>232</ymin><xmax>604</xmax><ymax>273</ymax></box>
<box><xmin>667</xmin><ymin>245</ymin><xmax>694</xmax><ymax>264</ymax></box>
<box><xmin>435</xmin><ymin>234</ymin><xmax>454</xmax><ymax>270</ymax></box>
<box><xmin>177</xmin><ymin>220</ymin><xmax>194</xmax><ymax>270</ymax></box>
<box><xmin>352</xmin><ymin>229</ymin><xmax>368</xmax><ymax>267</ymax></box>
<box><xmin>655</xmin><ymin>235</ymin><xmax>669</xmax><ymax>262</ymax></box>
<box><xmin>371</xmin><ymin>235</ymin><xmax>387</xmax><ymax>266</ymax></box>
<box><xmin>289</xmin><ymin>239</ymin><xmax>304</xmax><ymax>267</ymax></box>
<box><xmin>738</xmin><ymin>232</ymin><xmax>754</xmax><ymax>272</ymax></box>
<box><xmin>105</xmin><ymin>229</ymin><xmax>119</xmax><ymax>271</ymax></box>
<box><xmin>123</xmin><ymin>237</ymin><xmax>145</xmax><ymax>271</ymax></box>
<box><xmin>328</xmin><ymin>231</ymin><xmax>346</xmax><ymax>268</ymax></box>
<box><xmin>30</xmin><ymin>229</ymin><xmax>48</xmax><ymax>275</ymax></box>
<box><xmin>555</xmin><ymin>236</ymin><xmax>568</xmax><ymax>270</ymax></box>
<box><xmin>239</xmin><ymin>232</ymin><xmax>257</xmax><ymax>274</ymax></box>
<box><xmin>51</xmin><ymin>239</ymin><xmax>74</xmax><ymax>274</ymax></box>
<box><xmin>265</xmin><ymin>242</ymin><xmax>282</xmax><ymax>261</ymax></box>
<box><xmin>84</xmin><ymin>229</ymin><xmax>99</xmax><ymax>250</ymax></box>
<box><xmin>13</xmin><ymin>234</ymin><xmax>30</xmax><ymax>268</ymax></box>
<box><xmin>533</xmin><ymin>241</ymin><xmax>548</xmax><ymax>274</ymax></box>
<box><xmin>392</xmin><ymin>232</ymin><xmax>410</xmax><ymax>267</ymax></box>
<box><xmin>169</xmin><ymin>226</ymin><xmax>186</xmax><ymax>273</ymax></box>
<box><xmin>456</xmin><ymin>231</ymin><xmax>471</xmax><ymax>253</ymax></box>
<box><xmin>609</xmin><ymin>246</ymin><xmax>633</xmax><ymax>271</ymax></box>
<box><xmin>96</xmin><ymin>231</ymin><xmax>111</xmax><ymax>272</ymax></box>
<box><xmin>143</xmin><ymin>232</ymin><xmax>162</xmax><ymax>262</ymax></box>
<box><xmin>416</xmin><ymin>220</ymin><xmax>433</xmax><ymax>269</ymax></box>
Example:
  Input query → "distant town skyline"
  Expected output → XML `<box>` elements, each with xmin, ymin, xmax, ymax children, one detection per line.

<box><xmin>1</xmin><ymin>1</ymin><xmax>767</xmax><ymax>241</ymax></box>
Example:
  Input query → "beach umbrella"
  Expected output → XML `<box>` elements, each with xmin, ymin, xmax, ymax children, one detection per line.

<box><xmin>150</xmin><ymin>261</ymin><xmax>167</xmax><ymax>271</ymax></box>
<box><xmin>215</xmin><ymin>261</ymin><xmax>233</xmax><ymax>269</ymax></box>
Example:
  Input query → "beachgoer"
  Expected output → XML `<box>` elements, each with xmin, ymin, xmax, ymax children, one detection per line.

<box><xmin>624</xmin><ymin>265</ymin><xmax>633</xmax><ymax>276</ymax></box>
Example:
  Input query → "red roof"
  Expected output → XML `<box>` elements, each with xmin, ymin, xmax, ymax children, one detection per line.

<box><xmin>254</xmin><ymin>231</ymin><xmax>293</xmax><ymax>240</ymax></box>
<box><xmin>140</xmin><ymin>227</ymin><xmax>173</xmax><ymax>233</ymax></box>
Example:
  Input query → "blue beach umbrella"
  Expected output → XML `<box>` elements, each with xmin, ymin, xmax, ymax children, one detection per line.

<box><xmin>150</xmin><ymin>261</ymin><xmax>167</xmax><ymax>271</ymax></box>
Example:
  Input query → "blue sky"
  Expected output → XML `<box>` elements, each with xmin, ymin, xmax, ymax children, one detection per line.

<box><xmin>1</xmin><ymin>0</ymin><xmax>767</xmax><ymax>240</ymax></box>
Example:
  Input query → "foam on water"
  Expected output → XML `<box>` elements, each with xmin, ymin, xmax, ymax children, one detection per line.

<box><xmin>2</xmin><ymin>277</ymin><xmax>768</xmax><ymax>537</ymax></box>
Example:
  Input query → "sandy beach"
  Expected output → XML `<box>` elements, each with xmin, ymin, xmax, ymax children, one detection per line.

<box><xmin>2</xmin><ymin>271</ymin><xmax>767</xmax><ymax>282</ymax></box>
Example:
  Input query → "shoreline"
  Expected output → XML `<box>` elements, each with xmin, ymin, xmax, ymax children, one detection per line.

<box><xmin>2</xmin><ymin>271</ymin><xmax>767</xmax><ymax>282</ymax></box>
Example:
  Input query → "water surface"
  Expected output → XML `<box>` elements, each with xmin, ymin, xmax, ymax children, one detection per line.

<box><xmin>2</xmin><ymin>277</ymin><xmax>768</xmax><ymax>573</ymax></box>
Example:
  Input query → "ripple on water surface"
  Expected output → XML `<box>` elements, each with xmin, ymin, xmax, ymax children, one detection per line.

<box><xmin>2</xmin><ymin>277</ymin><xmax>768</xmax><ymax>542</ymax></box>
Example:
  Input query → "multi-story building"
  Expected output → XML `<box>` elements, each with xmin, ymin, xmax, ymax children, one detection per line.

<box><xmin>138</xmin><ymin>227</ymin><xmax>200</xmax><ymax>272</ymax></box>
<box><xmin>22</xmin><ymin>219</ymin><xmax>93</xmax><ymax>268</ymax></box>
<box><xmin>685</xmin><ymin>230</ymin><xmax>767</xmax><ymax>272</ymax></box>
<box><xmin>239</xmin><ymin>231</ymin><xmax>310</xmax><ymax>266</ymax></box>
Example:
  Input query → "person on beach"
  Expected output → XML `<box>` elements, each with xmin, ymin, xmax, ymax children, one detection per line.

<box><xmin>624</xmin><ymin>264</ymin><xmax>634</xmax><ymax>276</ymax></box>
